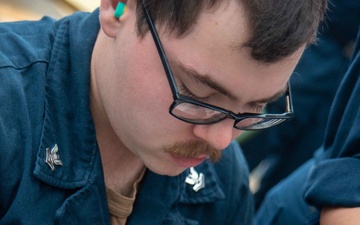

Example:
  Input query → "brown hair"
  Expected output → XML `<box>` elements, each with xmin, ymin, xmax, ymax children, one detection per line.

<box><xmin>136</xmin><ymin>0</ymin><xmax>327</xmax><ymax>63</ymax></box>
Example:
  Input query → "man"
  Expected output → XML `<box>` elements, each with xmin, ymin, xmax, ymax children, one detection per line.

<box><xmin>0</xmin><ymin>0</ymin><xmax>327</xmax><ymax>224</ymax></box>
<box><xmin>255</xmin><ymin>27</ymin><xmax>360</xmax><ymax>225</ymax></box>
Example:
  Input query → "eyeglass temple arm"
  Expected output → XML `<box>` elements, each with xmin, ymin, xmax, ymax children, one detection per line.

<box><xmin>141</xmin><ymin>0</ymin><xmax>180</xmax><ymax>98</ymax></box>
<box><xmin>285</xmin><ymin>82</ymin><xmax>293</xmax><ymax>113</ymax></box>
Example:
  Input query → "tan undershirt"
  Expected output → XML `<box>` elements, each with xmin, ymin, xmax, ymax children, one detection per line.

<box><xmin>106</xmin><ymin>168</ymin><xmax>146</xmax><ymax>225</ymax></box>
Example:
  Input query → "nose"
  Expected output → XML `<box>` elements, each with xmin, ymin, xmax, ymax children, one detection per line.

<box><xmin>192</xmin><ymin>119</ymin><xmax>243</xmax><ymax>151</ymax></box>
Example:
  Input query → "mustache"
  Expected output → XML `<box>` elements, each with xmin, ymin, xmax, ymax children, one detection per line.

<box><xmin>164</xmin><ymin>140</ymin><xmax>222</xmax><ymax>163</ymax></box>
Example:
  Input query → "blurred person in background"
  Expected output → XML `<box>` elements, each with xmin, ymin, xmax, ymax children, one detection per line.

<box><xmin>255</xmin><ymin>26</ymin><xmax>360</xmax><ymax>225</ymax></box>
<box><xmin>240</xmin><ymin>0</ymin><xmax>360</xmax><ymax>210</ymax></box>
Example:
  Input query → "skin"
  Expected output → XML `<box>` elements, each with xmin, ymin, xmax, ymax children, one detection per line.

<box><xmin>320</xmin><ymin>207</ymin><xmax>360</xmax><ymax>225</ymax></box>
<box><xmin>90</xmin><ymin>0</ymin><xmax>304</xmax><ymax>194</ymax></box>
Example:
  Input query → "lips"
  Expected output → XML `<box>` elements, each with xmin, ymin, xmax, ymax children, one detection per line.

<box><xmin>170</xmin><ymin>154</ymin><xmax>207</xmax><ymax>168</ymax></box>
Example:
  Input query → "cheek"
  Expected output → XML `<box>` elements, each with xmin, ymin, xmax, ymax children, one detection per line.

<box><xmin>105</xmin><ymin>36</ymin><xmax>191</xmax><ymax>151</ymax></box>
<box><xmin>125</xmin><ymin>63</ymin><xmax>173</xmax><ymax>124</ymax></box>
<box><xmin>121</xmin><ymin>48</ymin><xmax>176</xmax><ymax>131</ymax></box>
<box><xmin>112</xmin><ymin>63</ymin><xmax>180</xmax><ymax>148</ymax></box>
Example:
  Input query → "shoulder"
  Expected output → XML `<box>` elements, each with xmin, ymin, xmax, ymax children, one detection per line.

<box><xmin>0</xmin><ymin>17</ymin><xmax>59</xmax><ymax>131</ymax></box>
<box><xmin>0</xmin><ymin>17</ymin><xmax>58</xmax><ymax>183</ymax></box>
<box><xmin>0</xmin><ymin>17</ymin><xmax>57</xmax><ymax>69</ymax></box>
<box><xmin>0</xmin><ymin>11</ymin><xmax>94</xmax><ymax>70</ymax></box>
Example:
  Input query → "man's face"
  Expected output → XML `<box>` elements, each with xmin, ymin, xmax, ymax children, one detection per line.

<box><xmin>92</xmin><ymin>0</ymin><xmax>303</xmax><ymax>176</ymax></box>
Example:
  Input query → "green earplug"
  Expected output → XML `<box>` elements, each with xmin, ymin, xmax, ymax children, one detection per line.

<box><xmin>114</xmin><ymin>2</ymin><xmax>126</xmax><ymax>18</ymax></box>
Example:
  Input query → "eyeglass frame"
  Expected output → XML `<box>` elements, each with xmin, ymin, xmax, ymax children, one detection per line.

<box><xmin>140</xmin><ymin>0</ymin><xmax>295</xmax><ymax>130</ymax></box>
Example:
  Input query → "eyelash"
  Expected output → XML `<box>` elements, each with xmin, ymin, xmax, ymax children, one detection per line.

<box><xmin>180</xmin><ymin>80</ymin><xmax>267</xmax><ymax>113</ymax></box>
<box><xmin>179</xmin><ymin>83</ymin><xmax>211</xmax><ymax>103</ymax></box>
<box><xmin>179</xmin><ymin>81</ymin><xmax>267</xmax><ymax>114</ymax></box>
<box><xmin>252</xmin><ymin>104</ymin><xmax>267</xmax><ymax>114</ymax></box>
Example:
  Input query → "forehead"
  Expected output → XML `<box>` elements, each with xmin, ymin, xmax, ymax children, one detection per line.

<box><xmin>189</xmin><ymin>0</ymin><xmax>250</xmax><ymax>54</ymax></box>
<box><xmin>159</xmin><ymin>0</ymin><xmax>302</xmax><ymax>104</ymax></box>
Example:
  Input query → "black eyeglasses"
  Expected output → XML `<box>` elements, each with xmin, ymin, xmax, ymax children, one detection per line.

<box><xmin>141</xmin><ymin>1</ymin><xmax>294</xmax><ymax>130</ymax></box>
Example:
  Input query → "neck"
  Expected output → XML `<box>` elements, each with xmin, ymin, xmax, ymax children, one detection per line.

<box><xmin>89</xmin><ymin>60</ymin><xmax>144</xmax><ymax>196</ymax></box>
<box><xmin>99</xmin><ymin>139</ymin><xmax>145</xmax><ymax>196</ymax></box>
<box><xmin>93</xmin><ymin>111</ymin><xmax>145</xmax><ymax>196</ymax></box>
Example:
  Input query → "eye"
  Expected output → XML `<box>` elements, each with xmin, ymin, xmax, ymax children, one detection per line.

<box><xmin>254</xmin><ymin>104</ymin><xmax>266</xmax><ymax>113</ymax></box>
<box><xmin>179</xmin><ymin>83</ymin><xmax>211</xmax><ymax>103</ymax></box>
<box><xmin>246</xmin><ymin>103</ymin><xmax>267</xmax><ymax>114</ymax></box>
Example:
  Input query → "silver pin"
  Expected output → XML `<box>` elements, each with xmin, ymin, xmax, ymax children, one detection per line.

<box><xmin>185</xmin><ymin>167</ymin><xmax>205</xmax><ymax>192</ymax></box>
<box><xmin>45</xmin><ymin>144</ymin><xmax>63</xmax><ymax>171</ymax></box>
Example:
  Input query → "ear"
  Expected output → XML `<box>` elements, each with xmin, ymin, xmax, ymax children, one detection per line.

<box><xmin>99</xmin><ymin>0</ymin><xmax>135</xmax><ymax>38</ymax></box>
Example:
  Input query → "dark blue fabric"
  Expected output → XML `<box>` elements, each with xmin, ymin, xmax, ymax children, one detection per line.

<box><xmin>304</xmin><ymin>28</ymin><xmax>360</xmax><ymax>207</ymax></box>
<box><xmin>254</xmin><ymin>29</ymin><xmax>360</xmax><ymax>224</ymax></box>
<box><xmin>0</xmin><ymin>10</ymin><xmax>253</xmax><ymax>225</ymax></box>
<box><xmin>255</xmin><ymin>159</ymin><xmax>320</xmax><ymax>225</ymax></box>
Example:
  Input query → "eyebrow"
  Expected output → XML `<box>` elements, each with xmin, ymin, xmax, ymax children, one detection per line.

<box><xmin>171</xmin><ymin>59</ymin><xmax>240</xmax><ymax>103</ymax></box>
<box><xmin>246</xmin><ymin>86</ymin><xmax>288</xmax><ymax>108</ymax></box>
<box><xmin>171</xmin><ymin>58</ymin><xmax>288</xmax><ymax>107</ymax></box>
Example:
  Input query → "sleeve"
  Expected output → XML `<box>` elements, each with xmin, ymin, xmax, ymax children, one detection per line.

<box><xmin>305</xmin><ymin>158</ymin><xmax>360</xmax><ymax>207</ymax></box>
<box><xmin>304</xmin><ymin>28</ymin><xmax>360</xmax><ymax>208</ymax></box>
